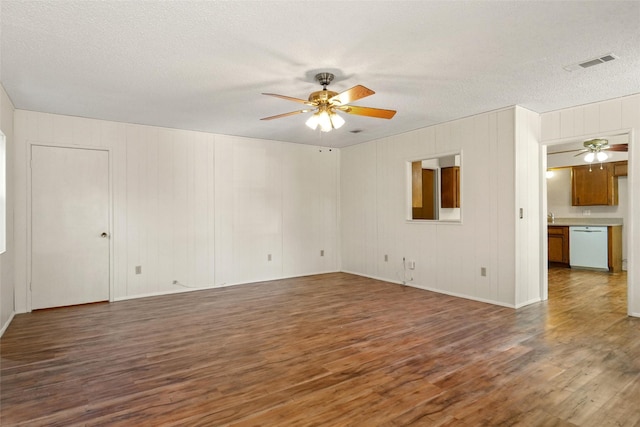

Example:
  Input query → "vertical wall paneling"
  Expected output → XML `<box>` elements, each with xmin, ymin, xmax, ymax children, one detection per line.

<box><xmin>340</xmin><ymin>142</ymin><xmax>378</xmax><ymax>278</ymax></box>
<box><xmin>230</xmin><ymin>139</ymin><xmax>283</xmax><ymax>283</ymax></box>
<box><xmin>282</xmin><ymin>145</ymin><xmax>338</xmax><ymax>277</ymax></box>
<box><xmin>214</xmin><ymin>137</ymin><xmax>234</xmax><ymax>286</ymax></box>
<box><xmin>0</xmin><ymin>85</ymin><xmax>15</xmax><ymax>334</ymax></box>
<box><xmin>514</xmin><ymin>107</ymin><xmax>541</xmax><ymax>307</ymax></box>
<box><xmin>471</xmin><ymin>113</ymin><xmax>495</xmax><ymax>301</ymax></box>
<box><xmin>583</xmin><ymin>104</ymin><xmax>601</xmax><ymax>135</ymax></box>
<box><xmin>13</xmin><ymin>111</ymin><xmax>338</xmax><ymax>307</ymax></box>
<box><xmin>600</xmin><ymin>99</ymin><xmax>623</xmax><ymax>133</ymax></box>
<box><xmin>341</xmin><ymin>107</ymin><xmax>528</xmax><ymax>308</ymax></box>
<box><xmin>495</xmin><ymin>109</ymin><xmax>517</xmax><ymax>305</ymax></box>
<box><xmin>144</xmin><ymin>127</ymin><xmax>160</xmax><ymax>293</ymax></box>
<box><xmin>156</xmin><ymin>129</ymin><xmax>174</xmax><ymax>290</ymax></box>
<box><xmin>541</xmin><ymin>94</ymin><xmax>640</xmax><ymax>317</ymax></box>
<box><xmin>559</xmin><ymin>110</ymin><xmax>575</xmax><ymax>139</ymax></box>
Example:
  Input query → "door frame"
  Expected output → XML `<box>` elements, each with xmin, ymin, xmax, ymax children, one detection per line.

<box><xmin>26</xmin><ymin>141</ymin><xmax>114</xmax><ymax>312</ymax></box>
<box><xmin>539</xmin><ymin>129</ymin><xmax>633</xmax><ymax>314</ymax></box>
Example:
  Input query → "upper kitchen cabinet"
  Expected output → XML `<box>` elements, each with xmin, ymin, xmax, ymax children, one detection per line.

<box><xmin>613</xmin><ymin>160</ymin><xmax>628</xmax><ymax>177</ymax></box>
<box><xmin>571</xmin><ymin>163</ymin><xmax>618</xmax><ymax>206</ymax></box>
<box><xmin>440</xmin><ymin>166</ymin><xmax>460</xmax><ymax>208</ymax></box>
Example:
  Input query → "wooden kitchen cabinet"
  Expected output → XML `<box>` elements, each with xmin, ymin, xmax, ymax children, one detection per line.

<box><xmin>441</xmin><ymin>166</ymin><xmax>460</xmax><ymax>208</ymax></box>
<box><xmin>548</xmin><ymin>226</ymin><xmax>569</xmax><ymax>266</ymax></box>
<box><xmin>571</xmin><ymin>163</ymin><xmax>618</xmax><ymax>206</ymax></box>
<box><xmin>608</xmin><ymin>225</ymin><xmax>623</xmax><ymax>273</ymax></box>
<box><xmin>613</xmin><ymin>161</ymin><xmax>628</xmax><ymax>177</ymax></box>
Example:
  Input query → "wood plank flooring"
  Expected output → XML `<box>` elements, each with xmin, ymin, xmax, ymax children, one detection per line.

<box><xmin>1</xmin><ymin>269</ymin><xmax>638</xmax><ymax>426</ymax></box>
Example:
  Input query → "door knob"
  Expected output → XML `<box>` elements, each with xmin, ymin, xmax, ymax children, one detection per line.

<box><xmin>101</xmin><ymin>232</ymin><xmax>109</xmax><ymax>238</ymax></box>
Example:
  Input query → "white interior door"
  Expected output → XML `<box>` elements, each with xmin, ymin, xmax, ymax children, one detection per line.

<box><xmin>31</xmin><ymin>145</ymin><xmax>110</xmax><ymax>309</ymax></box>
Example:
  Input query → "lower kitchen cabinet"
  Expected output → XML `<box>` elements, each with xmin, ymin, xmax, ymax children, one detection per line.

<box><xmin>548</xmin><ymin>226</ymin><xmax>569</xmax><ymax>266</ymax></box>
<box><xmin>608</xmin><ymin>225</ymin><xmax>623</xmax><ymax>273</ymax></box>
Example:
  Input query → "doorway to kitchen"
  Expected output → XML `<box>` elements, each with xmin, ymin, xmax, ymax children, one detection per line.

<box><xmin>543</xmin><ymin>134</ymin><xmax>630</xmax><ymax>310</ymax></box>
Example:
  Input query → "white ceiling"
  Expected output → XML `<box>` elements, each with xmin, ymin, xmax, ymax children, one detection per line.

<box><xmin>1</xmin><ymin>1</ymin><xmax>640</xmax><ymax>148</ymax></box>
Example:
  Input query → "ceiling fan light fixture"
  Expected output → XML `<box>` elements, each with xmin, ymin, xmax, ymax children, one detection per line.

<box><xmin>318</xmin><ymin>111</ymin><xmax>333</xmax><ymax>132</ymax></box>
<box><xmin>305</xmin><ymin>113</ymin><xmax>321</xmax><ymax>130</ymax></box>
<box><xmin>596</xmin><ymin>151</ymin><xmax>608</xmax><ymax>162</ymax></box>
<box><xmin>584</xmin><ymin>152</ymin><xmax>595</xmax><ymax>163</ymax></box>
<box><xmin>331</xmin><ymin>112</ymin><xmax>345</xmax><ymax>129</ymax></box>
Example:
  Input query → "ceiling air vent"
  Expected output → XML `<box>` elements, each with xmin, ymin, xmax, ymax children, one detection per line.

<box><xmin>564</xmin><ymin>53</ymin><xmax>618</xmax><ymax>72</ymax></box>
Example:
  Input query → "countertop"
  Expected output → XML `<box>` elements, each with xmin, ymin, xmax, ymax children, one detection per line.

<box><xmin>548</xmin><ymin>218</ymin><xmax>623</xmax><ymax>227</ymax></box>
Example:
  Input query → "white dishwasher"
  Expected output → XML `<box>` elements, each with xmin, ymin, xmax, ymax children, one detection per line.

<box><xmin>569</xmin><ymin>226</ymin><xmax>608</xmax><ymax>270</ymax></box>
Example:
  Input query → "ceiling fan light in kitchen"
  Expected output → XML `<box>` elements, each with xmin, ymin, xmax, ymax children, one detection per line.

<box><xmin>584</xmin><ymin>152</ymin><xmax>595</xmax><ymax>162</ymax></box>
<box><xmin>596</xmin><ymin>151</ymin><xmax>608</xmax><ymax>162</ymax></box>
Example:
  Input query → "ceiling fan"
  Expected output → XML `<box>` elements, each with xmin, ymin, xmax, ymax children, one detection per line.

<box><xmin>260</xmin><ymin>72</ymin><xmax>396</xmax><ymax>132</ymax></box>
<box><xmin>572</xmin><ymin>138</ymin><xmax>628</xmax><ymax>162</ymax></box>
<box><xmin>549</xmin><ymin>138</ymin><xmax>628</xmax><ymax>161</ymax></box>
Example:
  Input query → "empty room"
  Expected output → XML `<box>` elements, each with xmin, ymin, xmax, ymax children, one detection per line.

<box><xmin>1</xmin><ymin>1</ymin><xmax>639</xmax><ymax>425</ymax></box>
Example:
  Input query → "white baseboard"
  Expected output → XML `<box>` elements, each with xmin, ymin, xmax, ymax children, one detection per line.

<box><xmin>515</xmin><ymin>298</ymin><xmax>542</xmax><ymax>309</ymax></box>
<box><xmin>404</xmin><ymin>282</ymin><xmax>517</xmax><ymax>309</ymax></box>
<box><xmin>340</xmin><ymin>270</ymin><xmax>516</xmax><ymax>309</ymax></box>
<box><xmin>0</xmin><ymin>311</ymin><xmax>15</xmax><ymax>337</ymax></box>
<box><xmin>113</xmin><ymin>270</ymin><xmax>341</xmax><ymax>302</ymax></box>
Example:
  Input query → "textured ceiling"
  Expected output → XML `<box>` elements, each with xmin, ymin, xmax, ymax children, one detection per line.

<box><xmin>1</xmin><ymin>1</ymin><xmax>640</xmax><ymax>148</ymax></box>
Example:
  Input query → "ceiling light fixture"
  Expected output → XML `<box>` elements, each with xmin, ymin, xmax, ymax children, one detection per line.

<box><xmin>584</xmin><ymin>152</ymin><xmax>595</xmax><ymax>163</ymax></box>
<box><xmin>580</xmin><ymin>138</ymin><xmax>610</xmax><ymax>163</ymax></box>
<box><xmin>596</xmin><ymin>151</ymin><xmax>608</xmax><ymax>162</ymax></box>
<box><xmin>305</xmin><ymin>106</ymin><xmax>345</xmax><ymax>132</ymax></box>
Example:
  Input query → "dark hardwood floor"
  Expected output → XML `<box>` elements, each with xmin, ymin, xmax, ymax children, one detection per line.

<box><xmin>1</xmin><ymin>269</ymin><xmax>638</xmax><ymax>426</ymax></box>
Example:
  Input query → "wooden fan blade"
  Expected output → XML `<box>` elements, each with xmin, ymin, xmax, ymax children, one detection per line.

<box><xmin>606</xmin><ymin>144</ymin><xmax>628</xmax><ymax>152</ymax></box>
<box><xmin>260</xmin><ymin>109</ymin><xmax>312</xmax><ymax>121</ymax></box>
<box><xmin>262</xmin><ymin>93</ymin><xmax>315</xmax><ymax>106</ymax></box>
<box><xmin>340</xmin><ymin>105</ymin><xmax>397</xmax><ymax>119</ymax></box>
<box><xmin>329</xmin><ymin>85</ymin><xmax>375</xmax><ymax>105</ymax></box>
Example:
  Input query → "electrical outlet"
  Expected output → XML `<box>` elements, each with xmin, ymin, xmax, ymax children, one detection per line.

<box><xmin>384</xmin><ymin>254</ymin><xmax>388</xmax><ymax>262</ymax></box>
<box><xmin>583</xmin><ymin>209</ymin><xmax>591</xmax><ymax>216</ymax></box>
<box><xmin>481</xmin><ymin>267</ymin><xmax>487</xmax><ymax>277</ymax></box>
<box><xmin>135</xmin><ymin>265</ymin><xmax>142</xmax><ymax>274</ymax></box>
<box><xmin>408</xmin><ymin>260</ymin><xmax>416</xmax><ymax>270</ymax></box>
<box><xmin>320</xmin><ymin>249</ymin><xmax>324</xmax><ymax>256</ymax></box>
<box><xmin>268</xmin><ymin>254</ymin><xmax>272</xmax><ymax>261</ymax></box>
<box><xmin>172</xmin><ymin>280</ymin><xmax>178</xmax><ymax>285</ymax></box>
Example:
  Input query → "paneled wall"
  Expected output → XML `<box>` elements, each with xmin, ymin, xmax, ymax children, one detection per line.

<box><xmin>541</xmin><ymin>93</ymin><xmax>640</xmax><ymax>316</ymax></box>
<box><xmin>0</xmin><ymin>84</ymin><xmax>15</xmax><ymax>334</ymax></box>
<box><xmin>341</xmin><ymin>107</ymin><xmax>541</xmax><ymax>308</ymax></box>
<box><xmin>13</xmin><ymin>111</ymin><xmax>339</xmax><ymax>312</ymax></box>
<box><xmin>514</xmin><ymin>107</ymin><xmax>542</xmax><ymax>307</ymax></box>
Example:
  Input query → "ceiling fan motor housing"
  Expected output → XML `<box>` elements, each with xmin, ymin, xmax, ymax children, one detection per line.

<box><xmin>309</xmin><ymin>90</ymin><xmax>338</xmax><ymax>103</ymax></box>
<box><xmin>584</xmin><ymin>138</ymin><xmax>608</xmax><ymax>150</ymax></box>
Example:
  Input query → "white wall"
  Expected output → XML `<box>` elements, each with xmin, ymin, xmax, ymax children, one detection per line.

<box><xmin>13</xmin><ymin>110</ymin><xmax>339</xmax><ymax>312</ymax></box>
<box><xmin>0</xmin><ymin>84</ymin><xmax>15</xmax><ymax>335</ymax></box>
<box><xmin>515</xmin><ymin>107</ymin><xmax>542</xmax><ymax>307</ymax></box>
<box><xmin>341</xmin><ymin>106</ymin><xmax>541</xmax><ymax>308</ymax></box>
<box><xmin>541</xmin><ymin>93</ymin><xmax>640</xmax><ymax>316</ymax></box>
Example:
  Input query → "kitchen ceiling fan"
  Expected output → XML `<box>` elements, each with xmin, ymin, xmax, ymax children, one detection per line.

<box><xmin>572</xmin><ymin>138</ymin><xmax>628</xmax><ymax>162</ymax></box>
<box><xmin>260</xmin><ymin>72</ymin><xmax>396</xmax><ymax>132</ymax></box>
<box><xmin>549</xmin><ymin>138</ymin><xmax>628</xmax><ymax>161</ymax></box>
